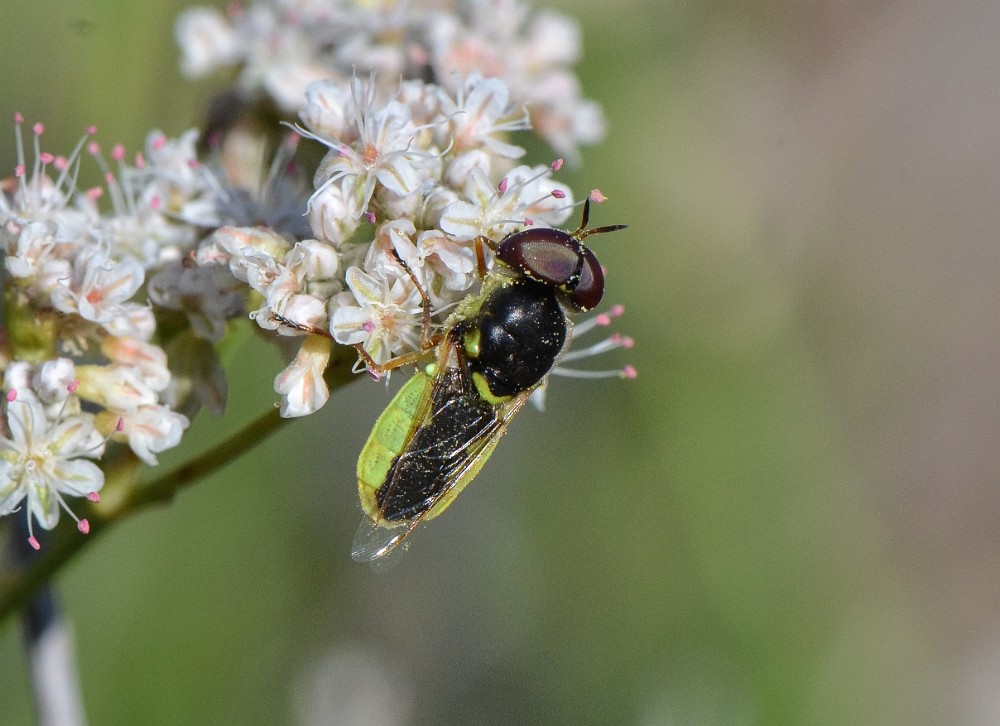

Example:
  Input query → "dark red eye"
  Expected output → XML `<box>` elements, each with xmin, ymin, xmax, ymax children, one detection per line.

<box><xmin>568</xmin><ymin>245</ymin><xmax>604</xmax><ymax>311</ymax></box>
<box><xmin>495</xmin><ymin>228</ymin><xmax>584</xmax><ymax>287</ymax></box>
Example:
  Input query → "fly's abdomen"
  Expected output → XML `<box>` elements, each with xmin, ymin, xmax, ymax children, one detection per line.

<box><xmin>356</xmin><ymin>369</ymin><xmax>432</xmax><ymax>520</ymax></box>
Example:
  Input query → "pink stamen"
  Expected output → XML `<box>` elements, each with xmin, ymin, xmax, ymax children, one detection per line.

<box><xmin>551</xmin><ymin>189</ymin><xmax>566</xmax><ymax>199</ymax></box>
<box><xmin>523</xmin><ymin>218</ymin><xmax>534</xmax><ymax>226</ymax></box>
<box><xmin>28</xmin><ymin>536</ymin><xmax>40</xmax><ymax>551</ymax></box>
<box><xmin>104</xmin><ymin>172</ymin><xmax>115</xmax><ymax>184</ymax></box>
<box><xmin>32</xmin><ymin>123</ymin><xmax>44</xmax><ymax>136</ymax></box>
<box><xmin>54</xmin><ymin>157</ymin><xmax>68</xmax><ymax>170</ymax></box>
<box><xmin>364</xmin><ymin>211</ymin><xmax>376</xmax><ymax>224</ymax></box>
<box><xmin>551</xmin><ymin>158</ymin><xmax>564</xmax><ymax>171</ymax></box>
<box><xmin>338</xmin><ymin>144</ymin><xmax>351</xmax><ymax>157</ymax></box>
<box><xmin>134</xmin><ymin>152</ymin><xmax>145</xmax><ymax>168</ymax></box>
<box><xmin>87</xmin><ymin>492</ymin><xmax>101</xmax><ymax>503</ymax></box>
<box><xmin>609</xmin><ymin>304</ymin><xmax>625</xmax><ymax>317</ymax></box>
<box><xmin>14</xmin><ymin>112</ymin><xmax>24</xmax><ymax>123</ymax></box>
<box><xmin>67</xmin><ymin>379</ymin><xmax>80</xmax><ymax>393</ymax></box>
<box><xmin>14</xmin><ymin>164</ymin><xmax>25</xmax><ymax>177</ymax></box>
<box><xmin>78</xmin><ymin>519</ymin><xmax>90</xmax><ymax>535</ymax></box>
<box><xmin>620</xmin><ymin>336</ymin><xmax>635</xmax><ymax>349</ymax></box>
<box><xmin>87</xmin><ymin>141</ymin><xmax>100</xmax><ymax>155</ymax></box>
<box><xmin>86</xmin><ymin>125</ymin><xmax>97</xmax><ymax>136</ymax></box>
<box><xmin>622</xmin><ymin>364</ymin><xmax>638</xmax><ymax>379</ymax></box>
<box><xmin>589</xmin><ymin>189</ymin><xmax>608</xmax><ymax>204</ymax></box>
<box><xmin>111</xmin><ymin>144</ymin><xmax>125</xmax><ymax>161</ymax></box>
<box><xmin>86</xmin><ymin>187</ymin><xmax>103</xmax><ymax>202</ymax></box>
<box><xmin>498</xmin><ymin>177</ymin><xmax>509</xmax><ymax>194</ymax></box>
<box><xmin>149</xmin><ymin>195</ymin><xmax>162</xmax><ymax>210</ymax></box>
<box><xmin>116</xmin><ymin>417</ymin><xmax>125</xmax><ymax>432</ymax></box>
<box><xmin>39</xmin><ymin>152</ymin><xmax>54</xmax><ymax>165</ymax></box>
<box><xmin>362</xmin><ymin>321</ymin><xmax>376</xmax><ymax>333</ymax></box>
<box><xmin>6</xmin><ymin>389</ymin><xmax>16</xmax><ymax>402</ymax></box>
<box><xmin>151</xmin><ymin>135</ymin><xmax>166</xmax><ymax>151</ymax></box>
<box><xmin>187</xmin><ymin>158</ymin><xmax>201</xmax><ymax>169</ymax></box>
<box><xmin>595</xmin><ymin>314</ymin><xmax>611</xmax><ymax>326</ymax></box>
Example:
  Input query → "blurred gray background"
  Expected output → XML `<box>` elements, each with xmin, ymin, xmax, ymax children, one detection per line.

<box><xmin>2</xmin><ymin>0</ymin><xmax>999</xmax><ymax>723</ymax></box>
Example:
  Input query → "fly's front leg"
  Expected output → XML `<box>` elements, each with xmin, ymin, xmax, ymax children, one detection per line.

<box><xmin>271</xmin><ymin>312</ymin><xmax>332</xmax><ymax>338</ymax></box>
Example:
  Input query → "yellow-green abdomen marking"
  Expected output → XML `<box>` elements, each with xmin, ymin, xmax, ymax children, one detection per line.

<box><xmin>357</xmin><ymin>369</ymin><xmax>432</xmax><ymax>520</ymax></box>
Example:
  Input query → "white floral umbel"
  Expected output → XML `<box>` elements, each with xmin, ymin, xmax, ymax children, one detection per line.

<box><xmin>175</xmin><ymin>0</ymin><xmax>604</xmax><ymax>163</ymax></box>
<box><xmin>0</xmin><ymin>116</ymin><xmax>215</xmax><ymax>546</ymax></box>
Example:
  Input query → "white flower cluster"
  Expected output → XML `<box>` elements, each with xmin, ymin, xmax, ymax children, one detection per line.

<box><xmin>198</xmin><ymin>71</ymin><xmax>592</xmax><ymax>417</ymax></box>
<box><xmin>0</xmin><ymin>118</ymin><xmax>209</xmax><ymax>541</ymax></box>
<box><xmin>175</xmin><ymin>0</ymin><xmax>605</xmax><ymax>163</ymax></box>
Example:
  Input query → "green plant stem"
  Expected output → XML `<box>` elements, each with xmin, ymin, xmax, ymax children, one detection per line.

<box><xmin>0</xmin><ymin>408</ymin><xmax>289</xmax><ymax>625</ymax></box>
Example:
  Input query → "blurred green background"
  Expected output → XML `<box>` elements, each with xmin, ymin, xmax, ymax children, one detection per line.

<box><xmin>3</xmin><ymin>1</ymin><xmax>999</xmax><ymax>724</ymax></box>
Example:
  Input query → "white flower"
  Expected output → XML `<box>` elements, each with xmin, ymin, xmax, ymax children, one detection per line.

<box><xmin>274</xmin><ymin>335</ymin><xmax>332</xmax><ymax>417</ymax></box>
<box><xmin>286</xmin><ymin>239</ymin><xmax>340</xmax><ymax>283</ymax></box>
<box><xmin>134</xmin><ymin>129</ymin><xmax>221</xmax><ymax>228</ymax></box>
<box><xmin>100</xmin><ymin>337</ymin><xmax>171</xmax><ymax>393</ymax></box>
<box><xmin>74</xmin><ymin>364</ymin><xmax>158</xmax><ymax>413</ymax></box>
<box><xmin>440</xmin><ymin>164</ymin><xmax>572</xmax><ymax>241</ymax></box>
<box><xmin>440</xmin><ymin>74</ymin><xmax>529</xmax><ymax>159</ymax></box>
<box><xmin>49</xmin><ymin>248</ymin><xmax>147</xmax><ymax>337</ymax></box>
<box><xmin>308</xmin><ymin>182</ymin><xmax>362</xmax><ymax>245</ymax></box>
<box><xmin>32</xmin><ymin>359</ymin><xmax>77</xmax><ymax>405</ymax></box>
<box><xmin>329</xmin><ymin>265</ymin><xmax>425</xmax><ymax>367</ymax></box>
<box><xmin>5</xmin><ymin>222</ymin><xmax>58</xmax><ymax>279</ymax></box>
<box><xmin>416</xmin><ymin>230</ymin><xmax>477</xmax><ymax>295</ymax></box>
<box><xmin>175</xmin><ymin>7</ymin><xmax>243</xmax><ymax>78</ymax></box>
<box><xmin>117</xmin><ymin>405</ymin><xmax>189</xmax><ymax>466</ymax></box>
<box><xmin>0</xmin><ymin>394</ymin><xmax>104</xmax><ymax>535</ymax></box>
<box><xmin>300</xmin><ymin>79</ymin><xmax>358</xmax><ymax>143</ymax></box>
<box><xmin>209</xmin><ymin>225</ymin><xmax>292</xmax><ymax>282</ymax></box>
<box><xmin>298</xmin><ymin>75</ymin><xmax>426</xmax><ymax>215</ymax></box>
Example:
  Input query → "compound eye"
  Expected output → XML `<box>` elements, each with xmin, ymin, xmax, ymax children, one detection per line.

<box><xmin>496</xmin><ymin>229</ymin><xmax>582</xmax><ymax>287</ymax></box>
<box><xmin>567</xmin><ymin>246</ymin><xmax>604</xmax><ymax>311</ymax></box>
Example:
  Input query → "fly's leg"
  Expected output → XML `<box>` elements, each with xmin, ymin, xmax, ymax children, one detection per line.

<box><xmin>271</xmin><ymin>312</ymin><xmax>332</xmax><ymax>338</ymax></box>
<box><xmin>473</xmin><ymin>235</ymin><xmax>496</xmax><ymax>278</ymax></box>
<box><xmin>388</xmin><ymin>249</ymin><xmax>436</xmax><ymax>352</ymax></box>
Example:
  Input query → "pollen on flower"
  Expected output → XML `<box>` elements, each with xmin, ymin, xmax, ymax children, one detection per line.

<box><xmin>622</xmin><ymin>364</ymin><xmax>638</xmax><ymax>379</ymax></box>
<box><xmin>78</xmin><ymin>519</ymin><xmax>90</xmax><ymax>534</ymax></box>
<box><xmin>589</xmin><ymin>188</ymin><xmax>608</xmax><ymax>204</ymax></box>
<box><xmin>28</xmin><ymin>536</ymin><xmax>40</xmax><ymax>551</ymax></box>
<box><xmin>87</xmin><ymin>492</ymin><xmax>101</xmax><ymax>503</ymax></box>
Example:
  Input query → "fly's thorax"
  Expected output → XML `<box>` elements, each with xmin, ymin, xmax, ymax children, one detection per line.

<box><xmin>454</xmin><ymin>278</ymin><xmax>568</xmax><ymax>399</ymax></box>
